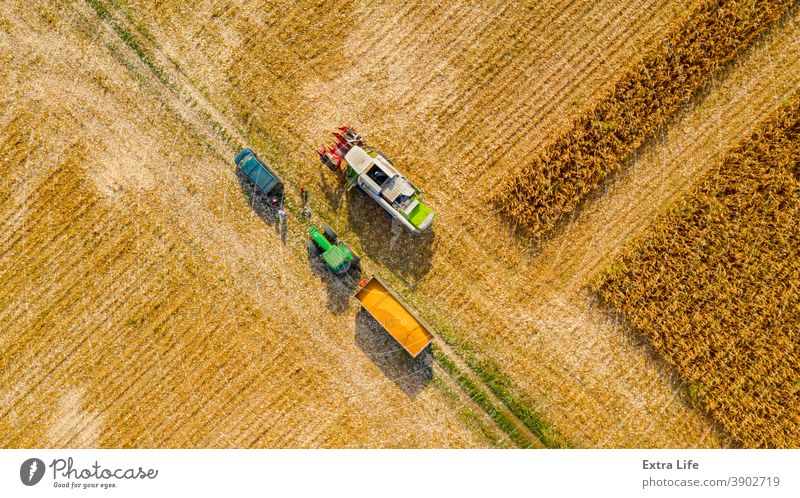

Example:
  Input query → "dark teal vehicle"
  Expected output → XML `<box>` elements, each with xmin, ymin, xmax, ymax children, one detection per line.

<box><xmin>235</xmin><ymin>148</ymin><xmax>283</xmax><ymax>194</ymax></box>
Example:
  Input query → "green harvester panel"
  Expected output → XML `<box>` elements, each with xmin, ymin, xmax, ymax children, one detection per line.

<box><xmin>407</xmin><ymin>200</ymin><xmax>433</xmax><ymax>229</ymax></box>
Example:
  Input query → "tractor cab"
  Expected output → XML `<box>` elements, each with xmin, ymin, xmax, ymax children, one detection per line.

<box><xmin>308</xmin><ymin>224</ymin><xmax>360</xmax><ymax>276</ymax></box>
<box><xmin>366</xmin><ymin>163</ymin><xmax>391</xmax><ymax>187</ymax></box>
<box><xmin>322</xmin><ymin>244</ymin><xmax>353</xmax><ymax>274</ymax></box>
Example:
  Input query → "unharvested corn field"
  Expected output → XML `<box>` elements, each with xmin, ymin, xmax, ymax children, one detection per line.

<box><xmin>2</xmin><ymin>0</ymin><xmax>799</xmax><ymax>448</ymax></box>
<box><xmin>596</xmin><ymin>99</ymin><xmax>800</xmax><ymax>448</ymax></box>
<box><xmin>496</xmin><ymin>0</ymin><xmax>796</xmax><ymax>240</ymax></box>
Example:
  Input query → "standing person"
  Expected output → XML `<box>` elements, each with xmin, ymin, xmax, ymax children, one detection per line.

<box><xmin>299</xmin><ymin>184</ymin><xmax>309</xmax><ymax>207</ymax></box>
<box><xmin>278</xmin><ymin>208</ymin><xmax>288</xmax><ymax>245</ymax></box>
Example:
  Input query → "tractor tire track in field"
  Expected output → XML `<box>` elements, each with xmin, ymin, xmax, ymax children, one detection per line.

<box><xmin>82</xmin><ymin>2</ymin><xmax>548</xmax><ymax>448</ymax></box>
<box><xmin>65</xmin><ymin>0</ymin><xmax>708</xmax><ymax>444</ymax></box>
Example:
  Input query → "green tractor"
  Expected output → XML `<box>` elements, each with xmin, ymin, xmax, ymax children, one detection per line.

<box><xmin>307</xmin><ymin>224</ymin><xmax>360</xmax><ymax>276</ymax></box>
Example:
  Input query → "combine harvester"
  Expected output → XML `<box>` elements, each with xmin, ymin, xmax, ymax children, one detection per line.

<box><xmin>317</xmin><ymin>127</ymin><xmax>434</xmax><ymax>233</ymax></box>
<box><xmin>354</xmin><ymin>276</ymin><xmax>434</xmax><ymax>358</ymax></box>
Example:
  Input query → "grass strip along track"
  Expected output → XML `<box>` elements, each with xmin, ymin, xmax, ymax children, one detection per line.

<box><xmin>433</xmin><ymin>346</ymin><xmax>538</xmax><ymax>449</ymax></box>
<box><xmin>85</xmin><ymin>0</ymin><xmax>173</xmax><ymax>90</ymax></box>
<box><xmin>495</xmin><ymin>0</ymin><xmax>796</xmax><ymax>241</ymax></box>
<box><xmin>430</xmin><ymin>326</ymin><xmax>570</xmax><ymax>448</ymax></box>
<box><xmin>595</xmin><ymin>97</ymin><xmax>800</xmax><ymax>448</ymax></box>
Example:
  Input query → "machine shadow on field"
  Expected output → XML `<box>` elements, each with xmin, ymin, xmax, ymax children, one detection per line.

<box><xmin>237</xmin><ymin>168</ymin><xmax>284</xmax><ymax>238</ymax></box>
<box><xmin>355</xmin><ymin>309</ymin><xmax>433</xmax><ymax>399</ymax></box>
<box><xmin>305</xmin><ymin>241</ymin><xmax>358</xmax><ymax>315</ymax></box>
<box><xmin>319</xmin><ymin>166</ymin><xmax>346</xmax><ymax>213</ymax></box>
<box><xmin>344</xmin><ymin>188</ymin><xmax>436</xmax><ymax>286</ymax></box>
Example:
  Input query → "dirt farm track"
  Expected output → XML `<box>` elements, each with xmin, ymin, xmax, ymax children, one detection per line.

<box><xmin>2</xmin><ymin>0</ymin><xmax>798</xmax><ymax>448</ymax></box>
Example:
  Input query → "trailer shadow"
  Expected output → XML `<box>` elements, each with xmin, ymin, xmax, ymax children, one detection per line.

<box><xmin>237</xmin><ymin>167</ymin><xmax>283</xmax><ymax>234</ymax></box>
<box><xmin>305</xmin><ymin>241</ymin><xmax>358</xmax><ymax>315</ymax></box>
<box><xmin>355</xmin><ymin>309</ymin><xmax>433</xmax><ymax>399</ymax></box>
<box><xmin>345</xmin><ymin>188</ymin><xmax>436</xmax><ymax>287</ymax></box>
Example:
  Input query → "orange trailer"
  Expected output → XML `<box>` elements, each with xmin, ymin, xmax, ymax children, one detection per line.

<box><xmin>354</xmin><ymin>276</ymin><xmax>434</xmax><ymax>357</ymax></box>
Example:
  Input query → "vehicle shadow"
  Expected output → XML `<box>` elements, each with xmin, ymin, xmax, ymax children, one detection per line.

<box><xmin>305</xmin><ymin>241</ymin><xmax>359</xmax><ymax>315</ymax></box>
<box><xmin>354</xmin><ymin>308</ymin><xmax>433</xmax><ymax>399</ymax></box>
<box><xmin>236</xmin><ymin>167</ymin><xmax>283</xmax><ymax>236</ymax></box>
<box><xmin>319</xmin><ymin>166</ymin><xmax>347</xmax><ymax>213</ymax></box>
<box><xmin>345</xmin><ymin>188</ymin><xmax>436</xmax><ymax>287</ymax></box>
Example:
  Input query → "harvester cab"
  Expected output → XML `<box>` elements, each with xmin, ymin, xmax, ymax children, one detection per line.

<box><xmin>317</xmin><ymin>127</ymin><xmax>434</xmax><ymax>233</ymax></box>
<box><xmin>307</xmin><ymin>224</ymin><xmax>360</xmax><ymax>276</ymax></box>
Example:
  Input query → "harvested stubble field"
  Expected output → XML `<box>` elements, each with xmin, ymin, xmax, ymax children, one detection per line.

<box><xmin>595</xmin><ymin>99</ymin><xmax>800</xmax><ymax>448</ymax></box>
<box><xmin>2</xmin><ymin>0</ymin><xmax>799</xmax><ymax>448</ymax></box>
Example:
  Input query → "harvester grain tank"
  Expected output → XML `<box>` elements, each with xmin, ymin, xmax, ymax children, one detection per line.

<box><xmin>354</xmin><ymin>276</ymin><xmax>434</xmax><ymax>357</ymax></box>
<box><xmin>317</xmin><ymin>127</ymin><xmax>434</xmax><ymax>233</ymax></box>
<box><xmin>307</xmin><ymin>224</ymin><xmax>360</xmax><ymax>275</ymax></box>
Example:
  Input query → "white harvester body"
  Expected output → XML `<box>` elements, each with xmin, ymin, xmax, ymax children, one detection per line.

<box><xmin>344</xmin><ymin>146</ymin><xmax>432</xmax><ymax>232</ymax></box>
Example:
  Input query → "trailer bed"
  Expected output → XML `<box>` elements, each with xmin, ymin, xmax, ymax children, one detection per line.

<box><xmin>354</xmin><ymin>276</ymin><xmax>433</xmax><ymax>357</ymax></box>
